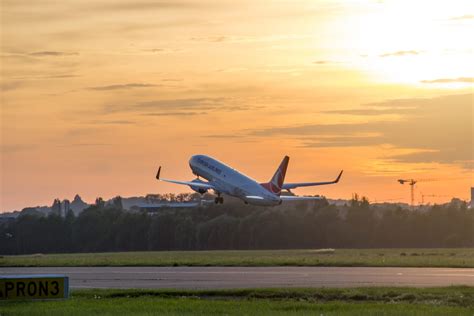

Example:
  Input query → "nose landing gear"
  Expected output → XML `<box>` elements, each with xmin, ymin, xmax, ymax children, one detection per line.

<box><xmin>214</xmin><ymin>194</ymin><xmax>224</xmax><ymax>204</ymax></box>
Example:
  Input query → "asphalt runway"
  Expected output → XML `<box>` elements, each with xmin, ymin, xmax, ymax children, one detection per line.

<box><xmin>1</xmin><ymin>267</ymin><xmax>473</xmax><ymax>289</ymax></box>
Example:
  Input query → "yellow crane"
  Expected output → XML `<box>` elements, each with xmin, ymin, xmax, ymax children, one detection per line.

<box><xmin>397</xmin><ymin>178</ymin><xmax>438</xmax><ymax>208</ymax></box>
<box><xmin>420</xmin><ymin>193</ymin><xmax>450</xmax><ymax>205</ymax></box>
<box><xmin>397</xmin><ymin>179</ymin><xmax>417</xmax><ymax>208</ymax></box>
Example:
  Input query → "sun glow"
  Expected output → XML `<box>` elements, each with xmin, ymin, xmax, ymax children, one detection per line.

<box><xmin>329</xmin><ymin>0</ymin><xmax>474</xmax><ymax>85</ymax></box>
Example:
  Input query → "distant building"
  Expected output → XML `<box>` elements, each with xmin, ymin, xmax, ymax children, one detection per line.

<box><xmin>136</xmin><ymin>202</ymin><xmax>201</xmax><ymax>213</ymax></box>
<box><xmin>471</xmin><ymin>187</ymin><xmax>474</xmax><ymax>209</ymax></box>
<box><xmin>51</xmin><ymin>198</ymin><xmax>61</xmax><ymax>216</ymax></box>
<box><xmin>62</xmin><ymin>199</ymin><xmax>70</xmax><ymax>217</ymax></box>
<box><xmin>70</xmin><ymin>194</ymin><xmax>89</xmax><ymax>215</ymax></box>
<box><xmin>95</xmin><ymin>197</ymin><xmax>105</xmax><ymax>208</ymax></box>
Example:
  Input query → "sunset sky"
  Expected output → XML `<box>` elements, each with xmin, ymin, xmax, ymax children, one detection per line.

<box><xmin>1</xmin><ymin>0</ymin><xmax>473</xmax><ymax>212</ymax></box>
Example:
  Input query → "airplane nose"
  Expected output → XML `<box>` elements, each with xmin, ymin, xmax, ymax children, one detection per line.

<box><xmin>189</xmin><ymin>154</ymin><xmax>204</xmax><ymax>165</ymax></box>
<box><xmin>189</xmin><ymin>157</ymin><xmax>197</xmax><ymax>169</ymax></box>
<box><xmin>189</xmin><ymin>155</ymin><xmax>204</xmax><ymax>170</ymax></box>
<box><xmin>189</xmin><ymin>155</ymin><xmax>201</xmax><ymax>165</ymax></box>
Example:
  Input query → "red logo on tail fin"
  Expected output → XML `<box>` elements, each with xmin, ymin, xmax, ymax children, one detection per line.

<box><xmin>260</xmin><ymin>156</ymin><xmax>289</xmax><ymax>196</ymax></box>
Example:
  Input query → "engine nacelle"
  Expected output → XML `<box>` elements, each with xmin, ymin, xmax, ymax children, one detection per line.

<box><xmin>190</xmin><ymin>178</ymin><xmax>208</xmax><ymax>194</ymax></box>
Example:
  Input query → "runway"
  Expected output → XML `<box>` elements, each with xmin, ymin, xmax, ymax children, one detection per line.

<box><xmin>1</xmin><ymin>267</ymin><xmax>473</xmax><ymax>289</ymax></box>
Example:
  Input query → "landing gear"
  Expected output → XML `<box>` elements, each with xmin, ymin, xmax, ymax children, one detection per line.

<box><xmin>214</xmin><ymin>194</ymin><xmax>224</xmax><ymax>204</ymax></box>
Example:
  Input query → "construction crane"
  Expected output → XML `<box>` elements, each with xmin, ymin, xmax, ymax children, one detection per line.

<box><xmin>397</xmin><ymin>179</ymin><xmax>417</xmax><ymax>208</ymax></box>
<box><xmin>420</xmin><ymin>193</ymin><xmax>450</xmax><ymax>205</ymax></box>
<box><xmin>397</xmin><ymin>178</ymin><xmax>438</xmax><ymax>208</ymax></box>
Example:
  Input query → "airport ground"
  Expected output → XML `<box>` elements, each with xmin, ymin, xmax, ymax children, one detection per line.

<box><xmin>2</xmin><ymin>248</ymin><xmax>474</xmax><ymax>268</ymax></box>
<box><xmin>2</xmin><ymin>249</ymin><xmax>474</xmax><ymax>315</ymax></box>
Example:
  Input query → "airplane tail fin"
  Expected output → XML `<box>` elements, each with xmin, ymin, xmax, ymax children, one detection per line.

<box><xmin>260</xmin><ymin>156</ymin><xmax>289</xmax><ymax>195</ymax></box>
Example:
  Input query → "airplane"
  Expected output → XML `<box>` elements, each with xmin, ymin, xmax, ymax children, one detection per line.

<box><xmin>156</xmin><ymin>154</ymin><xmax>343</xmax><ymax>206</ymax></box>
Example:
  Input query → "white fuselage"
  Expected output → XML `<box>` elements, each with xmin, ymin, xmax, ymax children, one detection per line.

<box><xmin>189</xmin><ymin>155</ymin><xmax>281</xmax><ymax>206</ymax></box>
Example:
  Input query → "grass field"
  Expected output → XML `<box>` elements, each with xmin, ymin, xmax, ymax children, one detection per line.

<box><xmin>1</xmin><ymin>248</ymin><xmax>474</xmax><ymax>268</ymax></box>
<box><xmin>2</xmin><ymin>287</ymin><xmax>474</xmax><ymax>315</ymax></box>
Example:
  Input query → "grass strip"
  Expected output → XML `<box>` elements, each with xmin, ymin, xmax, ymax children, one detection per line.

<box><xmin>1</xmin><ymin>287</ymin><xmax>473</xmax><ymax>316</ymax></box>
<box><xmin>72</xmin><ymin>286</ymin><xmax>474</xmax><ymax>307</ymax></box>
<box><xmin>2</xmin><ymin>248</ymin><xmax>474</xmax><ymax>268</ymax></box>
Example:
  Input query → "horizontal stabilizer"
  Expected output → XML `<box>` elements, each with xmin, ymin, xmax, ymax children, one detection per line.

<box><xmin>282</xmin><ymin>170</ymin><xmax>343</xmax><ymax>190</ymax></box>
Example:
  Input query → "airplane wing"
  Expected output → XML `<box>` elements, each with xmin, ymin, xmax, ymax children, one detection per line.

<box><xmin>156</xmin><ymin>167</ymin><xmax>216</xmax><ymax>190</ymax></box>
<box><xmin>281</xmin><ymin>170</ymin><xmax>343</xmax><ymax>190</ymax></box>
<box><xmin>280</xmin><ymin>195</ymin><xmax>324</xmax><ymax>201</ymax></box>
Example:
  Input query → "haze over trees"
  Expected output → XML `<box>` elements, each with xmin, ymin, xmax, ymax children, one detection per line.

<box><xmin>0</xmin><ymin>197</ymin><xmax>472</xmax><ymax>255</ymax></box>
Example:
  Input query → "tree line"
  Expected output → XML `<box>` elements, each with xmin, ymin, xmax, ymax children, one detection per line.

<box><xmin>1</xmin><ymin>197</ymin><xmax>473</xmax><ymax>254</ymax></box>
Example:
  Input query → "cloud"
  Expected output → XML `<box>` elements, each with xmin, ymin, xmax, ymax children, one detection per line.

<box><xmin>142</xmin><ymin>111</ymin><xmax>206</xmax><ymax>117</ymax></box>
<box><xmin>89</xmin><ymin>1</ymin><xmax>203</xmax><ymax>12</ymax></box>
<box><xmin>420</xmin><ymin>77</ymin><xmax>474</xmax><ymax>84</ymax></box>
<box><xmin>312</xmin><ymin>60</ymin><xmax>341</xmax><ymax>65</ymax></box>
<box><xmin>2</xmin><ymin>51</ymin><xmax>78</xmax><ymax>64</ymax></box>
<box><xmin>324</xmin><ymin>108</ymin><xmax>414</xmax><ymax>116</ymax></box>
<box><xmin>43</xmin><ymin>74</ymin><xmax>79</xmax><ymax>79</ymax></box>
<box><xmin>29</xmin><ymin>51</ymin><xmax>78</xmax><ymax>57</ymax></box>
<box><xmin>161</xmin><ymin>78</ymin><xmax>183</xmax><ymax>82</ymax></box>
<box><xmin>204</xmin><ymin>134</ymin><xmax>242</xmax><ymax>139</ymax></box>
<box><xmin>204</xmin><ymin>133</ymin><xmax>257</xmax><ymax>144</ymax></box>
<box><xmin>389</xmin><ymin>150</ymin><xmax>472</xmax><ymax>168</ymax></box>
<box><xmin>57</xmin><ymin>143</ymin><xmax>112</xmax><ymax>148</ymax></box>
<box><xmin>102</xmin><ymin>97</ymin><xmax>239</xmax><ymax>116</ymax></box>
<box><xmin>10</xmin><ymin>74</ymin><xmax>79</xmax><ymax>80</ymax></box>
<box><xmin>0</xmin><ymin>144</ymin><xmax>34</xmax><ymax>153</ymax></box>
<box><xmin>87</xmin><ymin>120</ymin><xmax>135</xmax><ymax>125</ymax></box>
<box><xmin>250</xmin><ymin>94</ymin><xmax>473</xmax><ymax>168</ymax></box>
<box><xmin>102</xmin><ymin>97</ymin><xmax>255</xmax><ymax>117</ymax></box>
<box><xmin>142</xmin><ymin>48</ymin><xmax>173</xmax><ymax>53</ymax></box>
<box><xmin>301</xmin><ymin>136</ymin><xmax>382</xmax><ymax>148</ymax></box>
<box><xmin>142</xmin><ymin>48</ymin><xmax>183</xmax><ymax>54</ymax></box>
<box><xmin>133</xmin><ymin>98</ymin><xmax>224</xmax><ymax>110</ymax></box>
<box><xmin>2</xmin><ymin>1</ymin><xmax>209</xmax><ymax>27</ymax></box>
<box><xmin>88</xmin><ymin>83</ymin><xmax>159</xmax><ymax>91</ymax></box>
<box><xmin>145</xmin><ymin>48</ymin><xmax>166</xmax><ymax>53</ymax></box>
<box><xmin>379</xmin><ymin>50</ymin><xmax>419</xmax><ymax>57</ymax></box>
<box><xmin>189</xmin><ymin>34</ymin><xmax>313</xmax><ymax>44</ymax></box>
<box><xmin>0</xmin><ymin>81</ymin><xmax>23</xmax><ymax>92</ymax></box>
<box><xmin>251</xmin><ymin>122</ymin><xmax>375</xmax><ymax>137</ymax></box>
<box><xmin>449</xmin><ymin>14</ymin><xmax>474</xmax><ymax>21</ymax></box>
<box><xmin>190</xmin><ymin>36</ymin><xmax>228</xmax><ymax>42</ymax></box>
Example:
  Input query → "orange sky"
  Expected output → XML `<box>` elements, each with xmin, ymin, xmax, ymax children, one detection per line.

<box><xmin>1</xmin><ymin>0</ymin><xmax>473</xmax><ymax>211</ymax></box>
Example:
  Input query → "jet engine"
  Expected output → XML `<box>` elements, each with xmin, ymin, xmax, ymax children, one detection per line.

<box><xmin>190</xmin><ymin>178</ymin><xmax>208</xmax><ymax>194</ymax></box>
